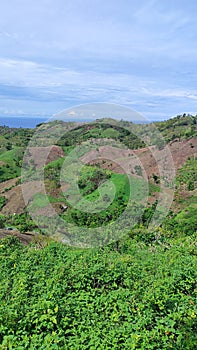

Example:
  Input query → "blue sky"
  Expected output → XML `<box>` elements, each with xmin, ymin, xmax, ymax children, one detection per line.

<box><xmin>0</xmin><ymin>0</ymin><xmax>197</xmax><ymax>121</ymax></box>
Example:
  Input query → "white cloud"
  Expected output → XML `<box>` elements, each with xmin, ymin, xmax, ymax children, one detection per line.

<box><xmin>0</xmin><ymin>0</ymin><xmax>197</xmax><ymax>119</ymax></box>
<box><xmin>142</xmin><ymin>87</ymin><xmax>197</xmax><ymax>100</ymax></box>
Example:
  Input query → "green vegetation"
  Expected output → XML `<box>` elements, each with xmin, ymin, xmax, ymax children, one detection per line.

<box><xmin>0</xmin><ymin>126</ymin><xmax>33</xmax><ymax>152</ymax></box>
<box><xmin>176</xmin><ymin>157</ymin><xmax>197</xmax><ymax>191</ymax></box>
<box><xmin>42</xmin><ymin>161</ymin><xmax>150</xmax><ymax>229</ymax></box>
<box><xmin>0</xmin><ymin>147</ymin><xmax>24</xmax><ymax>182</ymax></box>
<box><xmin>0</xmin><ymin>126</ymin><xmax>33</xmax><ymax>181</ymax></box>
<box><xmin>78</xmin><ymin>165</ymin><xmax>111</xmax><ymax>196</ymax></box>
<box><xmin>0</xmin><ymin>113</ymin><xmax>196</xmax><ymax>183</ymax></box>
<box><xmin>60</xmin><ymin>166</ymin><xmax>147</xmax><ymax>228</ymax></box>
<box><xmin>175</xmin><ymin>206</ymin><xmax>197</xmax><ymax>234</ymax></box>
<box><xmin>0</xmin><ymin>213</ymin><xmax>37</xmax><ymax>233</ymax></box>
<box><xmin>0</xmin><ymin>197</ymin><xmax>6</xmax><ymax>210</ymax></box>
<box><xmin>56</xmin><ymin>122</ymin><xmax>146</xmax><ymax>149</ymax></box>
<box><xmin>155</xmin><ymin>114</ymin><xmax>197</xmax><ymax>142</ymax></box>
<box><xmin>0</xmin><ymin>115</ymin><xmax>197</xmax><ymax>348</ymax></box>
<box><xmin>131</xmin><ymin>114</ymin><xmax>197</xmax><ymax>147</ymax></box>
<box><xmin>30</xmin><ymin>193</ymin><xmax>53</xmax><ymax>209</ymax></box>
<box><xmin>0</xmin><ymin>232</ymin><xmax>196</xmax><ymax>349</ymax></box>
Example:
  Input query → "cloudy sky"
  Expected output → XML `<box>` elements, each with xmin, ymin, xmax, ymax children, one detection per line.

<box><xmin>0</xmin><ymin>0</ymin><xmax>197</xmax><ymax>121</ymax></box>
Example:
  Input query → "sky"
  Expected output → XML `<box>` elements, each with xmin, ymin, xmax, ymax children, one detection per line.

<box><xmin>0</xmin><ymin>0</ymin><xmax>197</xmax><ymax>121</ymax></box>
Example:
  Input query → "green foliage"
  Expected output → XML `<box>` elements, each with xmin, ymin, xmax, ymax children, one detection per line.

<box><xmin>0</xmin><ymin>197</ymin><xmax>6</xmax><ymax>210</ymax></box>
<box><xmin>44</xmin><ymin>157</ymin><xmax>65</xmax><ymax>185</ymax></box>
<box><xmin>155</xmin><ymin>114</ymin><xmax>197</xmax><ymax>142</ymax></box>
<box><xmin>163</xmin><ymin>196</ymin><xmax>197</xmax><ymax>236</ymax></box>
<box><xmin>0</xmin><ymin>117</ymin><xmax>197</xmax><ymax>349</ymax></box>
<box><xmin>0</xmin><ymin>126</ymin><xmax>32</xmax><ymax>150</ymax></box>
<box><xmin>0</xmin><ymin>235</ymin><xmax>197</xmax><ymax>349</ymax></box>
<box><xmin>78</xmin><ymin>165</ymin><xmax>110</xmax><ymax>196</ymax></box>
<box><xmin>0</xmin><ymin>147</ymin><xmax>24</xmax><ymax>182</ymax></box>
<box><xmin>141</xmin><ymin>200</ymin><xmax>158</xmax><ymax>227</ymax></box>
<box><xmin>0</xmin><ymin>217</ymin><xmax>4</xmax><ymax>229</ymax></box>
<box><xmin>176</xmin><ymin>157</ymin><xmax>197</xmax><ymax>191</ymax></box>
<box><xmin>56</xmin><ymin>122</ymin><xmax>145</xmax><ymax>149</ymax></box>
<box><xmin>0</xmin><ymin>213</ymin><xmax>36</xmax><ymax>233</ymax></box>
<box><xmin>134</xmin><ymin>165</ymin><xmax>142</xmax><ymax>176</ymax></box>
<box><xmin>171</xmin><ymin>206</ymin><xmax>197</xmax><ymax>235</ymax></box>
<box><xmin>63</xmin><ymin>170</ymin><xmax>146</xmax><ymax>228</ymax></box>
<box><xmin>30</xmin><ymin>193</ymin><xmax>52</xmax><ymax>209</ymax></box>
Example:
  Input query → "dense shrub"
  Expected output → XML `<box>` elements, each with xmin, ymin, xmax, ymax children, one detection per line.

<box><xmin>0</xmin><ymin>235</ymin><xmax>196</xmax><ymax>349</ymax></box>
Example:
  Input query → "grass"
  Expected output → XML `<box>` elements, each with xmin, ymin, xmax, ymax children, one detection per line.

<box><xmin>41</xmin><ymin>162</ymin><xmax>157</xmax><ymax>228</ymax></box>
<box><xmin>30</xmin><ymin>193</ymin><xmax>50</xmax><ymax>209</ymax></box>
<box><xmin>0</xmin><ymin>148</ymin><xmax>21</xmax><ymax>162</ymax></box>
<box><xmin>0</xmin><ymin>147</ymin><xmax>23</xmax><ymax>182</ymax></box>
<box><xmin>61</xmin><ymin>168</ymin><xmax>150</xmax><ymax>228</ymax></box>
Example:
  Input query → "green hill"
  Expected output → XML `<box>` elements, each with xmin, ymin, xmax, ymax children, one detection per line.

<box><xmin>0</xmin><ymin>114</ymin><xmax>197</xmax><ymax>348</ymax></box>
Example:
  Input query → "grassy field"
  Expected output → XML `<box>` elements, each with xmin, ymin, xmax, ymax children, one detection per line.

<box><xmin>0</xmin><ymin>147</ymin><xmax>23</xmax><ymax>182</ymax></box>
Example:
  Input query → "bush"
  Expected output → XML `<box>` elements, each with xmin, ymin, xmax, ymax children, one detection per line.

<box><xmin>0</xmin><ymin>235</ymin><xmax>197</xmax><ymax>349</ymax></box>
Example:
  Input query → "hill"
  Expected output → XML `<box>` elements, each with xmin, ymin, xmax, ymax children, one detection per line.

<box><xmin>0</xmin><ymin>114</ymin><xmax>197</xmax><ymax>349</ymax></box>
<box><xmin>0</xmin><ymin>113</ymin><xmax>196</xmax><ymax>239</ymax></box>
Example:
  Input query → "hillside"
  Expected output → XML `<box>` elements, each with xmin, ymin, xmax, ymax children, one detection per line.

<box><xmin>0</xmin><ymin>114</ymin><xmax>196</xmax><ymax>238</ymax></box>
<box><xmin>0</xmin><ymin>114</ymin><xmax>197</xmax><ymax>349</ymax></box>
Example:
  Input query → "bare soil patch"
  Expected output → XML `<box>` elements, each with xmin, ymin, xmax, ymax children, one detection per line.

<box><xmin>0</xmin><ymin>229</ymin><xmax>34</xmax><ymax>245</ymax></box>
<box><xmin>25</xmin><ymin>145</ymin><xmax>64</xmax><ymax>169</ymax></box>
